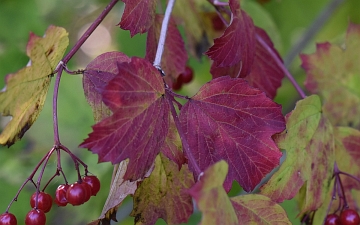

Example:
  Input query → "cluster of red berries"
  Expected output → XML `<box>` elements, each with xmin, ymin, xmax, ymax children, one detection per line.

<box><xmin>325</xmin><ymin>209</ymin><xmax>360</xmax><ymax>225</ymax></box>
<box><xmin>172</xmin><ymin>66</ymin><xmax>194</xmax><ymax>90</ymax></box>
<box><xmin>0</xmin><ymin>175</ymin><xmax>100</xmax><ymax>225</ymax></box>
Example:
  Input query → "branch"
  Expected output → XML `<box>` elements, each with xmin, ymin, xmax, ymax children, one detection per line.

<box><xmin>52</xmin><ymin>0</ymin><xmax>119</xmax><ymax>144</ymax></box>
<box><xmin>284</xmin><ymin>0</ymin><xmax>345</xmax><ymax>68</ymax></box>
<box><xmin>153</xmin><ymin>0</ymin><xmax>176</xmax><ymax>69</ymax></box>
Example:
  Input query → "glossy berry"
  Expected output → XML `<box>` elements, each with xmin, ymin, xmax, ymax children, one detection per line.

<box><xmin>66</xmin><ymin>183</ymin><xmax>87</xmax><ymax>206</ymax></box>
<box><xmin>324</xmin><ymin>214</ymin><xmax>340</xmax><ymax>225</ymax></box>
<box><xmin>0</xmin><ymin>212</ymin><xmax>17</xmax><ymax>225</ymax></box>
<box><xmin>82</xmin><ymin>176</ymin><xmax>101</xmax><ymax>196</ymax></box>
<box><xmin>80</xmin><ymin>182</ymin><xmax>92</xmax><ymax>202</ymax></box>
<box><xmin>211</xmin><ymin>14</ymin><xmax>226</xmax><ymax>31</ymax></box>
<box><xmin>25</xmin><ymin>209</ymin><xmax>46</xmax><ymax>225</ymax></box>
<box><xmin>30</xmin><ymin>192</ymin><xmax>52</xmax><ymax>213</ymax></box>
<box><xmin>171</xmin><ymin>78</ymin><xmax>182</xmax><ymax>90</ymax></box>
<box><xmin>178</xmin><ymin>66</ymin><xmax>193</xmax><ymax>84</ymax></box>
<box><xmin>340</xmin><ymin>209</ymin><xmax>360</xmax><ymax>225</ymax></box>
<box><xmin>54</xmin><ymin>184</ymin><xmax>69</xmax><ymax>207</ymax></box>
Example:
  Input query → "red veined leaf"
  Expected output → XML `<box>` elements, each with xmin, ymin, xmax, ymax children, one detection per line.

<box><xmin>83</xmin><ymin>51</ymin><xmax>130</xmax><ymax>121</ymax></box>
<box><xmin>179</xmin><ymin>76</ymin><xmax>285</xmax><ymax>192</ymax></box>
<box><xmin>119</xmin><ymin>0</ymin><xmax>157</xmax><ymax>37</ymax></box>
<box><xmin>80</xmin><ymin>57</ymin><xmax>170</xmax><ymax>181</ymax></box>
<box><xmin>206</xmin><ymin>0</ymin><xmax>255</xmax><ymax>78</ymax></box>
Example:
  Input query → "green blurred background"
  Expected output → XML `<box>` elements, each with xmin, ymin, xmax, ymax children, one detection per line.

<box><xmin>0</xmin><ymin>0</ymin><xmax>359</xmax><ymax>224</ymax></box>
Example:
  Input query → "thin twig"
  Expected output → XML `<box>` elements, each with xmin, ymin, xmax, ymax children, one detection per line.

<box><xmin>165</xmin><ymin>89</ymin><xmax>202</xmax><ymax>177</ymax></box>
<box><xmin>52</xmin><ymin>0</ymin><xmax>119</xmax><ymax>145</ymax></box>
<box><xmin>284</xmin><ymin>0</ymin><xmax>345</xmax><ymax>67</ymax></box>
<box><xmin>153</xmin><ymin>0</ymin><xmax>176</xmax><ymax>68</ymax></box>
<box><xmin>256</xmin><ymin>34</ymin><xmax>307</xmax><ymax>99</ymax></box>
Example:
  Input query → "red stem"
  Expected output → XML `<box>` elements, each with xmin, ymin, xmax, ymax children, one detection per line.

<box><xmin>5</xmin><ymin>149</ymin><xmax>54</xmax><ymax>212</ymax></box>
<box><xmin>165</xmin><ymin>90</ymin><xmax>202</xmax><ymax>178</ymax></box>
<box><xmin>52</xmin><ymin>0</ymin><xmax>119</xmax><ymax>145</ymax></box>
<box><xmin>255</xmin><ymin>34</ymin><xmax>307</xmax><ymax>99</ymax></box>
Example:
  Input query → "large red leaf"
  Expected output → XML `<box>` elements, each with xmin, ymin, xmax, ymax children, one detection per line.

<box><xmin>119</xmin><ymin>0</ymin><xmax>157</xmax><ymax>37</ymax></box>
<box><xmin>206</xmin><ymin>0</ymin><xmax>255</xmax><ymax>78</ymax></box>
<box><xmin>80</xmin><ymin>57</ymin><xmax>170</xmax><ymax>181</ymax></box>
<box><xmin>179</xmin><ymin>76</ymin><xmax>285</xmax><ymax>192</ymax></box>
<box><xmin>145</xmin><ymin>15</ymin><xmax>188</xmax><ymax>86</ymax></box>
<box><xmin>83</xmin><ymin>52</ymin><xmax>130</xmax><ymax>121</ymax></box>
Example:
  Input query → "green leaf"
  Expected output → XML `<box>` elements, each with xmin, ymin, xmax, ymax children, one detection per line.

<box><xmin>261</xmin><ymin>95</ymin><xmax>335</xmax><ymax>214</ymax></box>
<box><xmin>0</xmin><ymin>25</ymin><xmax>68</xmax><ymax>146</ymax></box>
<box><xmin>301</xmin><ymin>24</ymin><xmax>360</xmax><ymax>128</ymax></box>
<box><xmin>189</xmin><ymin>160</ymin><xmax>291</xmax><ymax>225</ymax></box>
<box><xmin>130</xmin><ymin>153</ymin><xmax>194</xmax><ymax>225</ymax></box>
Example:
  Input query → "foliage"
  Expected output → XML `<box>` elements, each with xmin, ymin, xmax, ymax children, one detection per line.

<box><xmin>1</xmin><ymin>0</ymin><xmax>360</xmax><ymax>224</ymax></box>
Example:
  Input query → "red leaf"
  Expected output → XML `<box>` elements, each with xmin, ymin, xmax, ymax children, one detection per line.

<box><xmin>80</xmin><ymin>57</ymin><xmax>170</xmax><ymax>181</ymax></box>
<box><xmin>245</xmin><ymin>28</ymin><xmax>284</xmax><ymax>99</ymax></box>
<box><xmin>179</xmin><ymin>76</ymin><xmax>285</xmax><ymax>192</ymax></box>
<box><xmin>83</xmin><ymin>52</ymin><xmax>130</xmax><ymax>121</ymax></box>
<box><xmin>119</xmin><ymin>0</ymin><xmax>157</xmax><ymax>37</ymax></box>
<box><xmin>206</xmin><ymin>0</ymin><xmax>255</xmax><ymax>77</ymax></box>
<box><xmin>146</xmin><ymin>14</ymin><xmax>188</xmax><ymax>85</ymax></box>
<box><xmin>211</xmin><ymin>27</ymin><xmax>284</xmax><ymax>99</ymax></box>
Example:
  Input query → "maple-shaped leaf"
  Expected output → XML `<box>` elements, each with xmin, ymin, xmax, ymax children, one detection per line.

<box><xmin>334</xmin><ymin>126</ymin><xmax>360</xmax><ymax>190</ymax></box>
<box><xmin>0</xmin><ymin>26</ymin><xmax>68</xmax><ymax>146</ymax></box>
<box><xmin>119</xmin><ymin>0</ymin><xmax>157</xmax><ymax>37</ymax></box>
<box><xmin>179</xmin><ymin>76</ymin><xmax>285</xmax><ymax>192</ymax></box>
<box><xmin>189</xmin><ymin>160</ymin><xmax>291</xmax><ymax>225</ymax></box>
<box><xmin>146</xmin><ymin>14</ymin><xmax>188</xmax><ymax>86</ymax></box>
<box><xmin>301</xmin><ymin>23</ymin><xmax>360</xmax><ymax>128</ymax></box>
<box><xmin>211</xmin><ymin>27</ymin><xmax>284</xmax><ymax>99</ymax></box>
<box><xmin>80</xmin><ymin>57</ymin><xmax>170</xmax><ymax>181</ymax></box>
<box><xmin>206</xmin><ymin>0</ymin><xmax>256</xmax><ymax>78</ymax></box>
<box><xmin>130</xmin><ymin>153</ymin><xmax>194</xmax><ymax>224</ymax></box>
<box><xmin>260</xmin><ymin>95</ymin><xmax>335</xmax><ymax>214</ymax></box>
<box><xmin>83</xmin><ymin>51</ymin><xmax>130</xmax><ymax>122</ymax></box>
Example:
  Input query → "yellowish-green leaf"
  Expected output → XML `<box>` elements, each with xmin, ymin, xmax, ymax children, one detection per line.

<box><xmin>231</xmin><ymin>194</ymin><xmax>291</xmax><ymax>225</ymax></box>
<box><xmin>261</xmin><ymin>95</ymin><xmax>335</xmax><ymax>214</ymax></box>
<box><xmin>189</xmin><ymin>160</ymin><xmax>291</xmax><ymax>225</ymax></box>
<box><xmin>0</xmin><ymin>25</ymin><xmax>68</xmax><ymax>146</ymax></box>
<box><xmin>301</xmin><ymin>24</ymin><xmax>360</xmax><ymax>128</ymax></box>
<box><xmin>130</xmin><ymin>153</ymin><xmax>194</xmax><ymax>225</ymax></box>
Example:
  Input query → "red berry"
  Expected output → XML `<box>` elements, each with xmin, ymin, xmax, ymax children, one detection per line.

<box><xmin>179</xmin><ymin>66</ymin><xmax>194</xmax><ymax>84</ymax></box>
<box><xmin>66</xmin><ymin>183</ymin><xmax>87</xmax><ymax>206</ymax></box>
<box><xmin>54</xmin><ymin>184</ymin><xmax>69</xmax><ymax>207</ymax></box>
<box><xmin>30</xmin><ymin>192</ymin><xmax>52</xmax><ymax>213</ymax></box>
<box><xmin>211</xmin><ymin>14</ymin><xmax>226</xmax><ymax>31</ymax></box>
<box><xmin>80</xmin><ymin>182</ymin><xmax>92</xmax><ymax>202</ymax></box>
<box><xmin>0</xmin><ymin>212</ymin><xmax>17</xmax><ymax>225</ymax></box>
<box><xmin>171</xmin><ymin>78</ymin><xmax>182</xmax><ymax>90</ymax></box>
<box><xmin>340</xmin><ymin>209</ymin><xmax>360</xmax><ymax>225</ymax></box>
<box><xmin>25</xmin><ymin>209</ymin><xmax>46</xmax><ymax>225</ymax></box>
<box><xmin>82</xmin><ymin>176</ymin><xmax>101</xmax><ymax>196</ymax></box>
<box><xmin>325</xmin><ymin>214</ymin><xmax>340</xmax><ymax>225</ymax></box>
